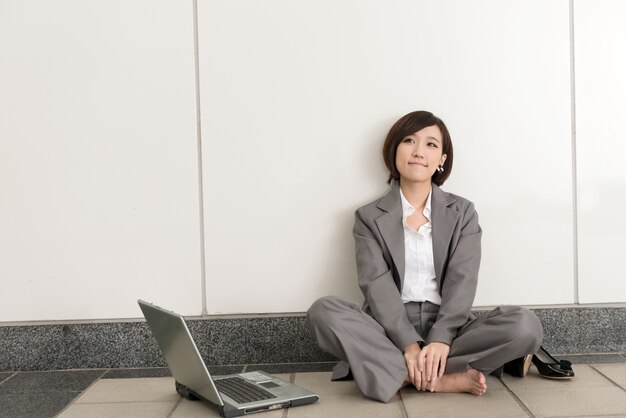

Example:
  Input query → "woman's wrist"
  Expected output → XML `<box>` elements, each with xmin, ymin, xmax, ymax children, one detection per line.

<box><xmin>403</xmin><ymin>341</ymin><xmax>422</xmax><ymax>354</ymax></box>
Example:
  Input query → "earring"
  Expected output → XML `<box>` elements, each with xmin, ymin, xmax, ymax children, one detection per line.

<box><xmin>437</xmin><ymin>165</ymin><xmax>444</xmax><ymax>173</ymax></box>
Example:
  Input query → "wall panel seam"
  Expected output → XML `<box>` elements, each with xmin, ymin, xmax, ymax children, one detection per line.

<box><xmin>569</xmin><ymin>0</ymin><xmax>580</xmax><ymax>305</ymax></box>
<box><xmin>193</xmin><ymin>0</ymin><xmax>208</xmax><ymax>316</ymax></box>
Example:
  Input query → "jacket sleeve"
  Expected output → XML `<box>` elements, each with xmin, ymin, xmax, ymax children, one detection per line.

<box><xmin>353</xmin><ymin>208</ymin><xmax>422</xmax><ymax>351</ymax></box>
<box><xmin>425</xmin><ymin>202</ymin><xmax>482</xmax><ymax>346</ymax></box>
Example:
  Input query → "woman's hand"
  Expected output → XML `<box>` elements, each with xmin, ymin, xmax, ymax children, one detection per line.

<box><xmin>403</xmin><ymin>342</ymin><xmax>424</xmax><ymax>389</ymax></box>
<box><xmin>418</xmin><ymin>342</ymin><xmax>450</xmax><ymax>390</ymax></box>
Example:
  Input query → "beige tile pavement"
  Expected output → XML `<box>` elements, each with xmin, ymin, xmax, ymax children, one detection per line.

<box><xmin>73</xmin><ymin>377</ymin><xmax>180</xmax><ymax>404</ymax></box>
<box><xmin>501</xmin><ymin>364</ymin><xmax>626</xmax><ymax>417</ymax></box>
<box><xmin>401</xmin><ymin>389</ymin><xmax>528</xmax><ymax>418</ymax></box>
<box><xmin>501</xmin><ymin>364</ymin><xmax>615</xmax><ymax>391</ymax></box>
<box><xmin>293</xmin><ymin>372</ymin><xmax>362</xmax><ymax>397</ymax></box>
<box><xmin>288</xmin><ymin>394</ymin><xmax>405</xmax><ymax>418</ymax></box>
<box><xmin>591</xmin><ymin>363</ymin><xmax>626</xmax><ymax>388</ymax></box>
<box><xmin>58</xmin><ymin>377</ymin><xmax>181</xmax><ymax>417</ymax></box>
<box><xmin>54</xmin><ymin>365</ymin><xmax>626</xmax><ymax>418</ymax></box>
<box><xmin>169</xmin><ymin>398</ymin><xmax>218</xmax><ymax>418</ymax></box>
<box><xmin>290</xmin><ymin>371</ymin><xmax>404</xmax><ymax>418</ymax></box>
<box><xmin>513</xmin><ymin>387</ymin><xmax>626</xmax><ymax>417</ymax></box>
<box><xmin>58</xmin><ymin>401</ymin><xmax>177</xmax><ymax>418</ymax></box>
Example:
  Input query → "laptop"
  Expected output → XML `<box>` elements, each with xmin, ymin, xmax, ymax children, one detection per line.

<box><xmin>138</xmin><ymin>299</ymin><xmax>319</xmax><ymax>417</ymax></box>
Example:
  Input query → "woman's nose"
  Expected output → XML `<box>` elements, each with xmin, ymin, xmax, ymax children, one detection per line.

<box><xmin>412</xmin><ymin>145</ymin><xmax>424</xmax><ymax>158</ymax></box>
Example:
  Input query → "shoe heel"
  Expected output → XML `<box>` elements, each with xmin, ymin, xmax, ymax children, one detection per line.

<box><xmin>503</xmin><ymin>355</ymin><xmax>532</xmax><ymax>378</ymax></box>
<box><xmin>522</xmin><ymin>354</ymin><xmax>532</xmax><ymax>377</ymax></box>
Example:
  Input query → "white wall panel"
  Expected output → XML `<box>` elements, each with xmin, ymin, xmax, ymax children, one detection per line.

<box><xmin>198</xmin><ymin>0</ymin><xmax>574</xmax><ymax>313</ymax></box>
<box><xmin>442</xmin><ymin>2</ymin><xmax>575</xmax><ymax>307</ymax></box>
<box><xmin>574</xmin><ymin>0</ymin><xmax>626</xmax><ymax>303</ymax></box>
<box><xmin>0</xmin><ymin>0</ymin><xmax>202</xmax><ymax>320</ymax></box>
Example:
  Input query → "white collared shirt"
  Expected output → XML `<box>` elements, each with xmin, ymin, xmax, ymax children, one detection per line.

<box><xmin>399</xmin><ymin>187</ymin><xmax>442</xmax><ymax>305</ymax></box>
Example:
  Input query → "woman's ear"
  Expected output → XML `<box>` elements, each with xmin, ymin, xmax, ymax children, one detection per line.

<box><xmin>440</xmin><ymin>154</ymin><xmax>447</xmax><ymax>166</ymax></box>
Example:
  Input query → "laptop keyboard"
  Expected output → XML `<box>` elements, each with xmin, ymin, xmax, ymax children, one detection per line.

<box><xmin>214</xmin><ymin>377</ymin><xmax>277</xmax><ymax>404</ymax></box>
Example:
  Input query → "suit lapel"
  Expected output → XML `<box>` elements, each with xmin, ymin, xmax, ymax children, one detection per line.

<box><xmin>373</xmin><ymin>184</ymin><xmax>460</xmax><ymax>291</ymax></box>
<box><xmin>374</xmin><ymin>185</ymin><xmax>405</xmax><ymax>286</ymax></box>
<box><xmin>431</xmin><ymin>184</ymin><xmax>459</xmax><ymax>287</ymax></box>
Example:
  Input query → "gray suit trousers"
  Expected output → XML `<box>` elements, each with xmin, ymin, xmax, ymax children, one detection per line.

<box><xmin>307</xmin><ymin>296</ymin><xmax>543</xmax><ymax>403</ymax></box>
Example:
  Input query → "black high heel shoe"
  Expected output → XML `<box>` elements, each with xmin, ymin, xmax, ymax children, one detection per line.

<box><xmin>532</xmin><ymin>346</ymin><xmax>575</xmax><ymax>379</ymax></box>
<box><xmin>503</xmin><ymin>354</ymin><xmax>533</xmax><ymax>377</ymax></box>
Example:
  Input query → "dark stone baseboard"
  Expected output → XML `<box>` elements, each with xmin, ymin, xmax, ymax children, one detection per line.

<box><xmin>1</xmin><ymin>306</ymin><xmax>624</xmax><ymax>372</ymax></box>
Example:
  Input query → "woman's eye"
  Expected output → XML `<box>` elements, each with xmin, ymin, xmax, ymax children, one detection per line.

<box><xmin>427</xmin><ymin>142</ymin><xmax>438</xmax><ymax>148</ymax></box>
<box><xmin>403</xmin><ymin>138</ymin><xmax>415</xmax><ymax>144</ymax></box>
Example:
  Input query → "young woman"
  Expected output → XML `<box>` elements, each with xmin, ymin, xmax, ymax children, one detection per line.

<box><xmin>307</xmin><ymin>111</ymin><xmax>545</xmax><ymax>403</ymax></box>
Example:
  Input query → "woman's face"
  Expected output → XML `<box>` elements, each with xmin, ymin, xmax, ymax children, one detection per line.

<box><xmin>395</xmin><ymin>125</ymin><xmax>447</xmax><ymax>186</ymax></box>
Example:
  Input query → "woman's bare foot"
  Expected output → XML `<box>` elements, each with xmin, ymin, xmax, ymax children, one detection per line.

<box><xmin>426</xmin><ymin>369</ymin><xmax>487</xmax><ymax>396</ymax></box>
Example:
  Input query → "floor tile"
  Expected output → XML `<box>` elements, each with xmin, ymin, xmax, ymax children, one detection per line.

<box><xmin>514</xmin><ymin>387</ymin><xmax>626</xmax><ymax>417</ymax></box>
<box><xmin>0</xmin><ymin>392</ymin><xmax>79</xmax><ymax>418</ymax></box>
<box><xmin>170</xmin><ymin>398</ymin><xmax>222</xmax><ymax>417</ymax></box>
<box><xmin>401</xmin><ymin>389</ymin><xmax>528</xmax><ymax>418</ymax></box>
<box><xmin>591</xmin><ymin>363</ymin><xmax>626</xmax><ymax>388</ymax></box>
<box><xmin>485</xmin><ymin>375</ymin><xmax>507</xmax><ymax>391</ymax></box>
<box><xmin>288</xmin><ymin>394</ymin><xmax>404</xmax><ymax>418</ymax></box>
<box><xmin>0</xmin><ymin>370</ymin><xmax>103</xmax><ymax>417</ymax></box>
<box><xmin>501</xmin><ymin>364</ymin><xmax>613</xmax><ymax>391</ymax></box>
<box><xmin>102</xmin><ymin>367</ymin><xmax>171</xmax><ymax>379</ymax></box>
<box><xmin>0</xmin><ymin>372</ymin><xmax>14</xmax><ymax>384</ymax></box>
<box><xmin>293</xmin><ymin>372</ymin><xmax>361</xmax><ymax>396</ymax></box>
<box><xmin>486</xmin><ymin>375</ymin><xmax>507</xmax><ymax>390</ymax></box>
<box><xmin>0</xmin><ymin>370</ymin><xmax>103</xmax><ymax>394</ymax></box>
<box><xmin>75</xmin><ymin>377</ymin><xmax>179</xmax><ymax>403</ymax></box>
<box><xmin>170</xmin><ymin>398</ymin><xmax>284</xmax><ymax>418</ymax></box>
<box><xmin>58</xmin><ymin>401</ymin><xmax>176</xmax><ymax>418</ymax></box>
<box><xmin>563</xmin><ymin>353</ymin><xmax>626</xmax><ymax>364</ymax></box>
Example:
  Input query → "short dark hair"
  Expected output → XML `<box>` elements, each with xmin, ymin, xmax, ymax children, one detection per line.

<box><xmin>382</xmin><ymin>110</ymin><xmax>454</xmax><ymax>186</ymax></box>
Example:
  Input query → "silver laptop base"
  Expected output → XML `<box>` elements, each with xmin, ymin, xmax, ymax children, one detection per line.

<box><xmin>175</xmin><ymin>381</ymin><xmax>295</xmax><ymax>417</ymax></box>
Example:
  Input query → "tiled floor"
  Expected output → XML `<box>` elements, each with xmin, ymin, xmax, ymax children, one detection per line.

<box><xmin>0</xmin><ymin>355</ymin><xmax>625</xmax><ymax>418</ymax></box>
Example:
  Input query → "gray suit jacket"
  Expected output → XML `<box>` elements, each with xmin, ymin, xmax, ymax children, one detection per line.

<box><xmin>353</xmin><ymin>183</ymin><xmax>482</xmax><ymax>351</ymax></box>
